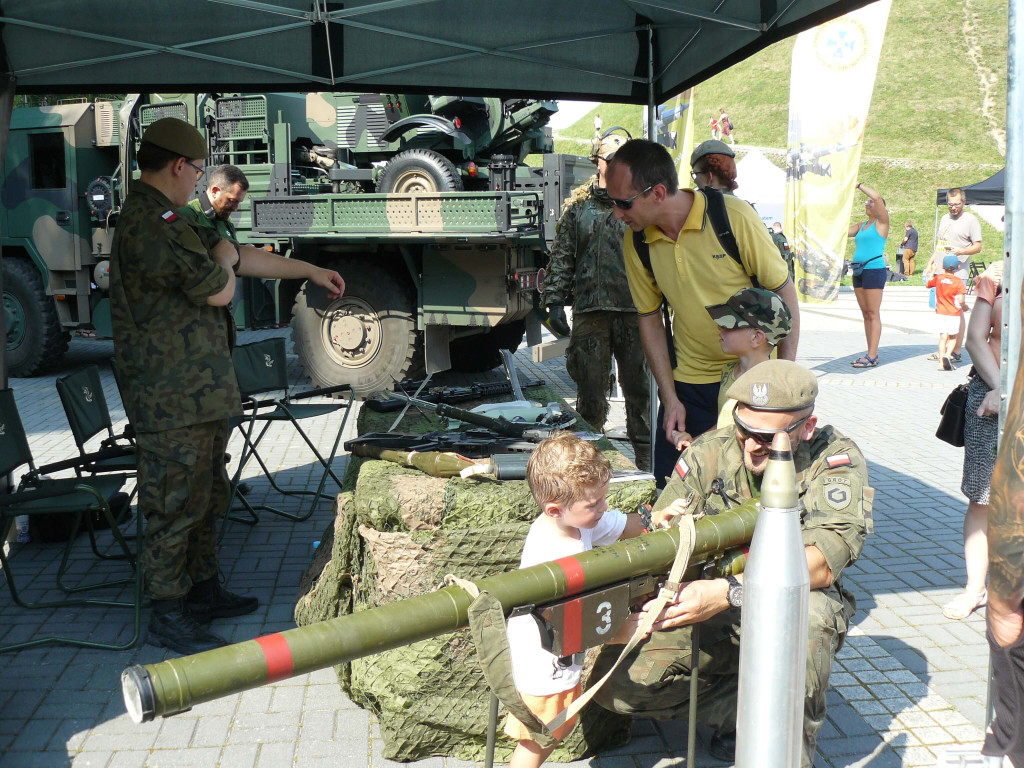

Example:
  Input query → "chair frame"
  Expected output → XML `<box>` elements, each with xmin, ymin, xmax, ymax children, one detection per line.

<box><xmin>227</xmin><ymin>337</ymin><xmax>354</xmax><ymax>528</ymax></box>
<box><xmin>0</xmin><ymin>388</ymin><xmax>143</xmax><ymax>653</ymax></box>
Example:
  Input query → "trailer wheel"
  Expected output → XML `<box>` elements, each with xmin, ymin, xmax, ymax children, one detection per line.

<box><xmin>375</xmin><ymin>149</ymin><xmax>464</xmax><ymax>193</ymax></box>
<box><xmin>291</xmin><ymin>260</ymin><xmax>420</xmax><ymax>398</ymax></box>
<box><xmin>3</xmin><ymin>257</ymin><xmax>69</xmax><ymax>377</ymax></box>
<box><xmin>448</xmin><ymin>320</ymin><xmax>526</xmax><ymax>373</ymax></box>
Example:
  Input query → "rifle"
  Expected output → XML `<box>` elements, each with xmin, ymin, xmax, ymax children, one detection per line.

<box><xmin>366</xmin><ymin>378</ymin><xmax>546</xmax><ymax>413</ymax></box>
<box><xmin>384</xmin><ymin>394</ymin><xmax>575</xmax><ymax>440</ymax></box>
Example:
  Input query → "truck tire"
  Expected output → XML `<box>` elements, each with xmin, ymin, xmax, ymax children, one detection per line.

<box><xmin>3</xmin><ymin>257</ymin><xmax>69</xmax><ymax>377</ymax></box>
<box><xmin>291</xmin><ymin>260</ymin><xmax>421</xmax><ymax>398</ymax></box>
<box><xmin>448</xmin><ymin>320</ymin><xmax>526</xmax><ymax>373</ymax></box>
<box><xmin>375</xmin><ymin>149</ymin><xmax>464</xmax><ymax>193</ymax></box>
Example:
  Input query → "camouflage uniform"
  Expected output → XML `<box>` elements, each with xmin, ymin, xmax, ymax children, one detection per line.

<box><xmin>110</xmin><ymin>180</ymin><xmax>240</xmax><ymax>601</ymax></box>
<box><xmin>593</xmin><ymin>366</ymin><xmax>872</xmax><ymax>767</ymax></box>
<box><xmin>544</xmin><ymin>175</ymin><xmax>650</xmax><ymax>467</ymax></box>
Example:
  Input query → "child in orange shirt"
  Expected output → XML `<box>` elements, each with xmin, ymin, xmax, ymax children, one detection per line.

<box><xmin>925</xmin><ymin>253</ymin><xmax>969</xmax><ymax>370</ymax></box>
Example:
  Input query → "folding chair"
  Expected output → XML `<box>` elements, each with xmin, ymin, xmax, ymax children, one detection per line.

<box><xmin>56</xmin><ymin>365</ymin><xmax>137</xmax><ymax>477</ymax></box>
<box><xmin>0</xmin><ymin>388</ymin><xmax>143</xmax><ymax>652</ymax></box>
<box><xmin>228</xmin><ymin>337</ymin><xmax>354</xmax><ymax>525</ymax></box>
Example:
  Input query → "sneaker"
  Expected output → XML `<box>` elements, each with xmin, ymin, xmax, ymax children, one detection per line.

<box><xmin>147</xmin><ymin>603</ymin><xmax>228</xmax><ymax>655</ymax></box>
<box><xmin>942</xmin><ymin>590</ymin><xmax>987</xmax><ymax>620</ymax></box>
<box><xmin>708</xmin><ymin>729</ymin><xmax>737</xmax><ymax>763</ymax></box>
<box><xmin>185</xmin><ymin>578</ymin><xmax>259</xmax><ymax>623</ymax></box>
<box><xmin>951</xmin><ymin>352</ymin><xmax>963</xmax><ymax>363</ymax></box>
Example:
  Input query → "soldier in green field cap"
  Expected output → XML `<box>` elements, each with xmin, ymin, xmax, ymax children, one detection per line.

<box><xmin>542</xmin><ymin>131</ymin><xmax>651</xmax><ymax>469</ymax></box>
<box><xmin>592</xmin><ymin>359</ymin><xmax>873</xmax><ymax>766</ymax></box>
<box><xmin>110</xmin><ymin>117</ymin><xmax>346</xmax><ymax>655</ymax></box>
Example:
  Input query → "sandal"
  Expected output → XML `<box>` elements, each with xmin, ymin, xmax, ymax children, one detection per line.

<box><xmin>942</xmin><ymin>590</ymin><xmax>987</xmax><ymax>620</ymax></box>
<box><xmin>928</xmin><ymin>353</ymin><xmax>940</xmax><ymax>360</ymax></box>
<box><xmin>851</xmin><ymin>356</ymin><xmax>878</xmax><ymax>368</ymax></box>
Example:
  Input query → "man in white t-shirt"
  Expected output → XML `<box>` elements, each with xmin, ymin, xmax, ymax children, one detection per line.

<box><xmin>931</xmin><ymin>188</ymin><xmax>982</xmax><ymax>361</ymax></box>
<box><xmin>504</xmin><ymin>433</ymin><xmax>644</xmax><ymax>768</ymax></box>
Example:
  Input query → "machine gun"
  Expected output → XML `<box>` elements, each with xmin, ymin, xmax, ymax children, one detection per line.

<box><xmin>121</xmin><ymin>499</ymin><xmax>759</xmax><ymax>723</ymax></box>
<box><xmin>386</xmin><ymin>394</ymin><xmax>576</xmax><ymax>440</ymax></box>
<box><xmin>365</xmin><ymin>378</ymin><xmax>546</xmax><ymax>413</ymax></box>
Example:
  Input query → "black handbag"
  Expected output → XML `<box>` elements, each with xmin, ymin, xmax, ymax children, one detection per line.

<box><xmin>936</xmin><ymin>382</ymin><xmax>970</xmax><ymax>447</ymax></box>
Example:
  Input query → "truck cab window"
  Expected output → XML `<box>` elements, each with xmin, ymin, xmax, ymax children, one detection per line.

<box><xmin>29</xmin><ymin>132</ymin><xmax>66</xmax><ymax>189</ymax></box>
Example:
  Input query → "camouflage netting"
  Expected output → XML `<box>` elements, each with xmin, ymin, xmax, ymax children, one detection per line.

<box><xmin>295</xmin><ymin>387</ymin><xmax>656</xmax><ymax>761</ymax></box>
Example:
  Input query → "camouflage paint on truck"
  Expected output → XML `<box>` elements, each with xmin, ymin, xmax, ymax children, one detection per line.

<box><xmin>2</xmin><ymin>92</ymin><xmax>589</xmax><ymax>393</ymax></box>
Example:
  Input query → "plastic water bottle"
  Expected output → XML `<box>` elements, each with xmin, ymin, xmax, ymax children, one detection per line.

<box><xmin>15</xmin><ymin>515</ymin><xmax>30</xmax><ymax>544</ymax></box>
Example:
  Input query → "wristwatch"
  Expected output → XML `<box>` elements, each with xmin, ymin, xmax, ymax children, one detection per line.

<box><xmin>725</xmin><ymin>575</ymin><xmax>743</xmax><ymax>608</ymax></box>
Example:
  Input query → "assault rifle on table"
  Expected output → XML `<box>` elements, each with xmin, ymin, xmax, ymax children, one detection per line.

<box><xmin>383</xmin><ymin>394</ymin><xmax>577</xmax><ymax>441</ymax></box>
<box><xmin>345</xmin><ymin>429</ymin><xmax>535</xmax><ymax>478</ymax></box>
<box><xmin>366</xmin><ymin>378</ymin><xmax>546</xmax><ymax>413</ymax></box>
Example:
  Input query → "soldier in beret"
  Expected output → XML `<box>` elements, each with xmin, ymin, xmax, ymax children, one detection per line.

<box><xmin>543</xmin><ymin>132</ymin><xmax>651</xmax><ymax>469</ymax></box>
<box><xmin>688</xmin><ymin>139</ymin><xmax>738</xmax><ymax>194</ymax></box>
<box><xmin>592</xmin><ymin>360</ymin><xmax>873</xmax><ymax>766</ymax></box>
<box><xmin>110</xmin><ymin>118</ymin><xmax>345</xmax><ymax>655</ymax></box>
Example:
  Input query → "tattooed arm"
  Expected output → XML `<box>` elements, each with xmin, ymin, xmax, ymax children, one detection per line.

<box><xmin>988</xmin><ymin>289</ymin><xmax>1024</xmax><ymax>647</ymax></box>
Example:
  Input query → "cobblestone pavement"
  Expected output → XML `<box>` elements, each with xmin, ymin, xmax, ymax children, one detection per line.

<box><xmin>0</xmin><ymin>287</ymin><xmax>1005</xmax><ymax>767</ymax></box>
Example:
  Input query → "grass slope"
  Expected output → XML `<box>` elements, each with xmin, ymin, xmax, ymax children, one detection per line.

<box><xmin>555</xmin><ymin>0</ymin><xmax>1007</xmax><ymax>281</ymax></box>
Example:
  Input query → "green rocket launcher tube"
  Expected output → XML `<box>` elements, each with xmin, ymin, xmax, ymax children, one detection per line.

<box><xmin>121</xmin><ymin>500</ymin><xmax>759</xmax><ymax>724</ymax></box>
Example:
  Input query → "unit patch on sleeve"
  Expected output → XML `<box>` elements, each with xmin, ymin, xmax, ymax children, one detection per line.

<box><xmin>674</xmin><ymin>457</ymin><xmax>690</xmax><ymax>479</ymax></box>
<box><xmin>822</xmin><ymin>476</ymin><xmax>852</xmax><ymax>511</ymax></box>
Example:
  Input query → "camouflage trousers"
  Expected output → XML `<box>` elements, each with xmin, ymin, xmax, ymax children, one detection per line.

<box><xmin>565</xmin><ymin>310</ymin><xmax>651</xmax><ymax>469</ymax></box>
<box><xmin>591</xmin><ymin>590</ymin><xmax>847</xmax><ymax>767</ymax></box>
<box><xmin>136</xmin><ymin>420</ymin><xmax>231</xmax><ymax>600</ymax></box>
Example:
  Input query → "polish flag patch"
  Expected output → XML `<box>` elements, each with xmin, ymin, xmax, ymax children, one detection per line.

<box><xmin>826</xmin><ymin>454</ymin><xmax>852</xmax><ymax>468</ymax></box>
<box><xmin>162</xmin><ymin>211</ymin><xmax>178</xmax><ymax>223</ymax></box>
<box><xmin>674</xmin><ymin>457</ymin><xmax>690</xmax><ymax>479</ymax></box>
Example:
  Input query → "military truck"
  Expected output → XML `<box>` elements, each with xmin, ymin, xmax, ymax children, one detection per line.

<box><xmin>1</xmin><ymin>92</ymin><xmax>591</xmax><ymax>395</ymax></box>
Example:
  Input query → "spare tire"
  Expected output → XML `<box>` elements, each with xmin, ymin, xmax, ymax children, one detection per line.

<box><xmin>376</xmin><ymin>149</ymin><xmax>463</xmax><ymax>193</ymax></box>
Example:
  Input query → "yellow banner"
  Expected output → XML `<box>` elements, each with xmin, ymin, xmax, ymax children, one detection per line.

<box><xmin>786</xmin><ymin>1</ymin><xmax>893</xmax><ymax>302</ymax></box>
<box><xmin>650</xmin><ymin>88</ymin><xmax>696</xmax><ymax>186</ymax></box>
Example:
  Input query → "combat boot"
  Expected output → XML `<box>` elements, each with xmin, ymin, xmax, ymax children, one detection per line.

<box><xmin>147</xmin><ymin>599</ymin><xmax>228</xmax><ymax>655</ymax></box>
<box><xmin>184</xmin><ymin>576</ymin><xmax>259</xmax><ymax>623</ymax></box>
<box><xmin>708</xmin><ymin>728</ymin><xmax>736</xmax><ymax>763</ymax></box>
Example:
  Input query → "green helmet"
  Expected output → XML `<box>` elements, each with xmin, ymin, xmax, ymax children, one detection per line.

<box><xmin>705</xmin><ymin>286</ymin><xmax>792</xmax><ymax>346</ymax></box>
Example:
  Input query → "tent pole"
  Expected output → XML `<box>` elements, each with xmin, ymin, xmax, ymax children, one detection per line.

<box><xmin>0</xmin><ymin>75</ymin><xmax>14</xmax><ymax>391</ymax></box>
<box><xmin>646</xmin><ymin>24</ymin><xmax>659</xmax><ymax>476</ymax></box>
<box><xmin>1003</xmin><ymin>0</ymin><xmax>1023</xmax><ymax>409</ymax></box>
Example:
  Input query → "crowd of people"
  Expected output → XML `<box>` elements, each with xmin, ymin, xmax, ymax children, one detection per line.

<box><xmin>532</xmin><ymin>129</ymin><xmax>1021</xmax><ymax>766</ymax></box>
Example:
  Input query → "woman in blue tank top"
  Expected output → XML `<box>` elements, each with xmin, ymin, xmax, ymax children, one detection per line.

<box><xmin>847</xmin><ymin>182</ymin><xmax>890</xmax><ymax>367</ymax></box>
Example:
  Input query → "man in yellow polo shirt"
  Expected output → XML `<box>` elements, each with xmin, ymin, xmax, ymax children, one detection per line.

<box><xmin>604</xmin><ymin>139</ymin><xmax>800</xmax><ymax>485</ymax></box>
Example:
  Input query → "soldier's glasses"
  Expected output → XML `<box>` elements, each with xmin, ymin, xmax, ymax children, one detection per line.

<box><xmin>610</xmin><ymin>184</ymin><xmax>653</xmax><ymax>210</ymax></box>
<box><xmin>732</xmin><ymin>408</ymin><xmax>812</xmax><ymax>447</ymax></box>
<box><xmin>186</xmin><ymin>161</ymin><xmax>206</xmax><ymax>180</ymax></box>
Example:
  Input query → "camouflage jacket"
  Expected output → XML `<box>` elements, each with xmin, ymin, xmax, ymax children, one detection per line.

<box><xmin>110</xmin><ymin>181</ymin><xmax>241</xmax><ymax>433</ymax></box>
<box><xmin>654</xmin><ymin>424</ymin><xmax>874</xmax><ymax>617</ymax></box>
<box><xmin>180</xmin><ymin>197</ymin><xmax>240</xmax><ymax>246</ymax></box>
<box><xmin>543</xmin><ymin>176</ymin><xmax>635</xmax><ymax>313</ymax></box>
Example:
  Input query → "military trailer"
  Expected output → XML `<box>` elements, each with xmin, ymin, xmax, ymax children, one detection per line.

<box><xmin>1</xmin><ymin>93</ymin><xmax>591</xmax><ymax>395</ymax></box>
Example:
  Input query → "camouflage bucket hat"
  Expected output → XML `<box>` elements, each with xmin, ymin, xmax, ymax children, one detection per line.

<box><xmin>141</xmin><ymin>117</ymin><xmax>209</xmax><ymax>160</ymax></box>
<box><xmin>706</xmin><ymin>287</ymin><xmax>792</xmax><ymax>346</ymax></box>
<box><xmin>726</xmin><ymin>359</ymin><xmax>818</xmax><ymax>412</ymax></box>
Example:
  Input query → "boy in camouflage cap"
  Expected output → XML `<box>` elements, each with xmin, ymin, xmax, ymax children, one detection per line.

<box><xmin>702</xmin><ymin>286</ymin><xmax>793</xmax><ymax>430</ymax></box>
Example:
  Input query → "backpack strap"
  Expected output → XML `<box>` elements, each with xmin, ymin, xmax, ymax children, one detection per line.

<box><xmin>631</xmin><ymin>230</ymin><xmax>676</xmax><ymax>369</ymax></box>
<box><xmin>701</xmin><ymin>186</ymin><xmax>761</xmax><ymax>289</ymax></box>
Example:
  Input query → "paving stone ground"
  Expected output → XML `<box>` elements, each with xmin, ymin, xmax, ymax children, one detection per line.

<box><xmin>0</xmin><ymin>286</ymin><xmax>1007</xmax><ymax>767</ymax></box>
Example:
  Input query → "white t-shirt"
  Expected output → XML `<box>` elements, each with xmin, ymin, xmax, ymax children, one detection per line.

<box><xmin>505</xmin><ymin>509</ymin><xmax>627</xmax><ymax>696</ymax></box>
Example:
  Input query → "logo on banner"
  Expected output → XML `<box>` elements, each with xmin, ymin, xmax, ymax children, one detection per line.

<box><xmin>814</xmin><ymin>19</ymin><xmax>869</xmax><ymax>70</ymax></box>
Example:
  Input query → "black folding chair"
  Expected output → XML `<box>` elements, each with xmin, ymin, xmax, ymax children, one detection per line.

<box><xmin>0</xmin><ymin>388</ymin><xmax>143</xmax><ymax>652</ymax></box>
<box><xmin>56</xmin><ymin>364</ymin><xmax>137</xmax><ymax>477</ymax></box>
<box><xmin>228</xmin><ymin>337</ymin><xmax>354</xmax><ymax>525</ymax></box>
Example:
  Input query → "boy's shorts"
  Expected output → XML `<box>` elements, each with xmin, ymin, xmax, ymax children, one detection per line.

<box><xmin>503</xmin><ymin>683</ymin><xmax>583</xmax><ymax>743</ymax></box>
<box><xmin>935</xmin><ymin>312</ymin><xmax>961</xmax><ymax>335</ymax></box>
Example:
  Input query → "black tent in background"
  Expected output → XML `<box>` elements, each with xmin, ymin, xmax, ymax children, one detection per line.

<box><xmin>937</xmin><ymin>168</ymin><xmax>1005</xmax><ymax>205</ymax></box>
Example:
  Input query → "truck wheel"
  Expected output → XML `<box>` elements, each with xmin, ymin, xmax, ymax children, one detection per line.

<box><xmin>291</xmin><ymin>260</ymin><xmax>420</xmax><ymax>398</ymax></box>
<box><xmin>375</xmin><ymin>149</ymin><xmax>464</xmax><ymax>193</ymax></box>
<box><xmin>3</xmin><ymin>257</ymin><xmax>69</xmax><ymax>377</ymax></box>
<box><xmin>448</xmin><ymin>320</ymin><xmax>526</xmax><ymax>373</ymax></box>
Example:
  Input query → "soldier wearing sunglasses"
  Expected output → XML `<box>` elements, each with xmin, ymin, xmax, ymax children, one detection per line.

<box><xmin>605</xmin><ymin>139</ymin><xmax>801</xmax><ymax>487</ymax></box>
<box><xmin>592</xmin><ymin>360</ymin><xmax>872</xmax><ymax>767</ymax></box>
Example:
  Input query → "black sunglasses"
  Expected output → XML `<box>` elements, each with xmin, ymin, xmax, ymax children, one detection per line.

<box><xmin>610</xmin><ymin>184</ymin><xmax>653</xmax><ymax>210</ymax></box>
<box><xmin>732</xmin><ymin>406</ymin><xmax>812</xmax><ymax>447</ymax></box>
